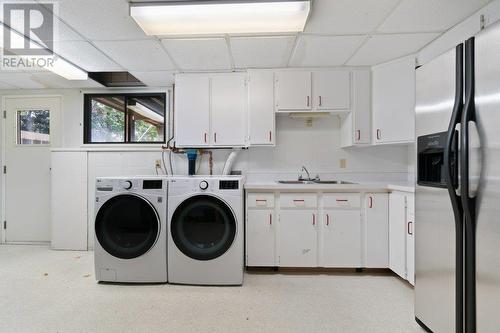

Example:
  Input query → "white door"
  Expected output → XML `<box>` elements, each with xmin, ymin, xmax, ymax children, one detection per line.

<box><xmin>365</xmin><ymin>193</ymin><xmax>389</xmax><ymax>268</ymax></box>
<box><xmin>174</xmin><ymin>74</ymin><xmax>210</xmax><ymax>147</ymax></box>
<box><xmin>246</xmin><ymin>210</ymin><xmax>275</xmax><ymax>266</ymax></box>
<box><xmin>313</xmin><ymin>71</ymin><xmax>350</xmax><ymax>110</ymax></box>
<box><xmin>406</xmin><ymin>194</ymin><xmax>415</xmax><ymax>285</ymax></box>
<box><xmin>279</xmin><ymin>210</ymin><xmax>317</xmax><ymax>267</ymax></box>
<box><xmin>352</xmin><ymin>70</ymin><xmax>371</xmax><ymax>144</ymax></box>
<box><xmin>389</xmin><ymin>191</ymin><xmax>407</xmax><ymax>278</ymax></box>
<box><xmin>211</xmin><ymin>74</ymin><xmax>247</xmax><ymax>146</ymax></box>
<box><xmin>322</xmin><ymin>209</ymin><xmax>362</xmax><ymax>267</ymax></box>
<box><xmin>276</xmin><ymin>71</ymin><xmax>312</xmax><ymax>111</ymax></box>
<box><xmin>248</xmin><ymin>71</ymin><xmax>275</xmax><ymax>146</ymax></box>
<box><xmin>4</xmin><ymin>96</ymin><xmax>61</xmax><ymax>243</ymax></box>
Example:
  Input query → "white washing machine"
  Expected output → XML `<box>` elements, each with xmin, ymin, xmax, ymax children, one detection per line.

<box><xmin>94</xmin><ymin>176</ymin><xmax>167</xmax><ymax>283</ymax></box>
<box><xmin>167</xmin><ymin>176</ymin><xmax>244</xmax><ymax>285</ymax></box>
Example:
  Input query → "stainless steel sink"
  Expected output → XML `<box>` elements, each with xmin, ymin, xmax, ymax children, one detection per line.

<box><xmin>277</xmin><ymin>180</ymin><xmax>357</xmax><ymax>185</ymax></box>
<box><xmin>313</xmin><ymin>180</ymin><xmax>357</xmax><ymax>184</ymax></box>
<box><xmin>277</xmin><ymin>180</ymin><xmax>317</xmax><ymax>184</ymax></box>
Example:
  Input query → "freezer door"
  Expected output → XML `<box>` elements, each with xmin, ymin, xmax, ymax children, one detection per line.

<box><xmin>473</xmin><ymin>22</ymin><xmax>500</xmax><ymax>333</ymax></box>
<box><xmin>415</xmin><ymin>48</ymin><xmax>458</xmax><ymax>333</ymax></box>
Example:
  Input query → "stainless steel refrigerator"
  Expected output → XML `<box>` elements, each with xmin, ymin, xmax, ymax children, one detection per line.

<box><xmin>415</xmin><ymin>20</ymin><xmax>500</xmax><ymax>333</ymax></box>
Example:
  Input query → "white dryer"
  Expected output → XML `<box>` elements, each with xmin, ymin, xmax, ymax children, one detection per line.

<box><xmin>167</xmin><ymin>176</ymin><xmax>244</xmax><ymax>285</ymax></box>
<box><xmin>94</xmin><ymin>177</ymin><xmax>167</xmax><ymax>283</ymax></box>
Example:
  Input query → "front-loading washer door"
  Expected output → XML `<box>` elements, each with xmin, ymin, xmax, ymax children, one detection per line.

<box><xmin>95</xmin><ymin>194</ymin><xmax>160</xmax><ymax>259</ymax></box>
<box><xmin>171</xmin><ymin>195</ymin><xmax>236</xmax><ymax>261</ymax></box>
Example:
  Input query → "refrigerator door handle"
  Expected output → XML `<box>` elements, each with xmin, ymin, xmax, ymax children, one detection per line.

<box><xmin>462</xmin><ymin>36</ymin><xmax>477</xmax><ymax>333</ymax></box>
<box><xmin>445</xmin><ymin>43</ymin><xmax>465</xmax><ymax>333</ymax></box>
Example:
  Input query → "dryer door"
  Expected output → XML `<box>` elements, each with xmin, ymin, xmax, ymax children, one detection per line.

<box><xmin>171</xmin><ymin>195</ymin><xmax>236</xmax><ymax>261</ymax></box>
<box><xmin>95</xmin><ymin>194</ymin><xmax>160</xmax><ymax>259</ymax></box>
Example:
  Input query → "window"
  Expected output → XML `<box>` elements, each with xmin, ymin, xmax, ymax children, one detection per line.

<box><xmin>84</xmin><ymin>93</ymin><xmax>166</xmax><ymax>144</ymax></box>
<box><xmin>17</xmin><ymin>109</ymin><xmax>50</xmax><ymax>145</ymax></box>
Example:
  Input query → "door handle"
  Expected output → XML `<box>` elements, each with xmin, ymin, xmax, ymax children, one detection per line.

<box><xmin>312</xmin><ymin>214</ymin><xmax>316</xmax><ymax>226</ymax></box>
<box><xmin>307</xmin><ymin>96</ymin><xmax>310</xmax><ymax>107</ymax></box>
<box><xmin>326</xmin><ymin>214</ymin><xmax>330</xmax><ymax>226</ymax></box>
<box><xmin>269</xmin><ymin>213</ymin><xmax>272</xmax><ymax>226</ymax></box>
<box><xmin>269</xmin><ymin>131</ymin><xmax>272</xmax><ymax>142</ymax></box>
<box><xmin>407</xmin><ymin>221</ymin><xmax>413</xmax><ymax>235</ymax></box>
<box><xmin>356</xmin><ymin>130</ymin><xmax>361</xmax><ymax>141</ymax></box>
<box><xmin>319</xmin><ymin>96</ymin><xmax>322</xmax><ymax>107</ymax></box>
<box><xmin>376</xmin><ymin>129</ymin><xmax>381</xmax><ymax>140</ymax></box>
<box><xmin>368</xmin><ymin>196</ymin><xmax>373</xmax><ymax>208</ymax></box>
<box><xmin>204</xmin><ymin>133</ymin><xmax>207</xmax><ymax>143</ymax></box>
<box><xmin>214</xmin><ymin>132</ymin><xmax>217</xmax><ymax>143</ymax></box>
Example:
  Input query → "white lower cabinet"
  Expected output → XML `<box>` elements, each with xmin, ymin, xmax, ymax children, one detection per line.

<box><xmin>279</xmin><ymin>210</ymin><xmax>318</xmax><ymax>267</ymax></box>
<box><xmin>321</xmin><ymin>209</ymin><xmax>361</xmax><ymax>267</ymax></box>
<box><xmin>365</xmin><ymin>193</ymin><xmax>389</xmax><ymax>268</ymax></box>
<box><xmin>246</xmin><ymin>210</ymin><xmax>276</xmax><ymax>266</ymax></box>
<box><xmin>389</xmin><ymin>191</ymin><xmax>415</xmax><ymax>285</ymax></box>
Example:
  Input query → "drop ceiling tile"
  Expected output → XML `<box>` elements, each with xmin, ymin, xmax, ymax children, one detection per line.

<box><xmin>305</xmin><ymin>0</ymin><xmax>400</xmax><ymax>34</ymax></box>
<box><xmin>230</xmin><ymin>36</ymin><xmax>295</xmax><ymax>68</ymax></box>
<box><xmin>378</xmin><ymin>0</ymin><xmax>491</xmax><ymax>33</ymax></box>
<box><xmin>289</xmin><ymin>35</ymin><xmax>367</xmax><ymax>67</ymax></box>
<box><xmin>30</xmin><ymin>72</ymin><xmax>104</xmax><ymax>88</ymax></box>
<box><xmin>162</xmin><ymin>38</ymin><xmax>231</xmax><ymax>70</ymax></box>
<box><xmin>347</xmin><ymin>33</ymin><xmax>440</xmax><ymax>66</ymax></box>
<box><xmin>53</xmin><ymin>41</ymin><xmax>123</xmax><ymax>72</ymax></box>
<box><xmin>46</xmin><ymin>0</ymin><xmax>149</xmax><ymax>41</ymax></box>
<box><xmin>0</xmin><ymin>73</ymin><xmax>47</xmax><ymax>89</ymax></box>
<box><xmin>93</xmin><ymin>40</ymin><xmax>176</xmax><ymax>71</ymax></box>
<box><xmin>130</xmin><ymin>71</ymin><xmax>176</xmax><ymax>87</ymax></box>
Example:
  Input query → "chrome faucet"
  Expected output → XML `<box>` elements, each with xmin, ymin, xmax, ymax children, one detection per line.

<box><xmin>299</xmin><ymin>166</ymin><xmax>311</xmax><ymax>181</ymax></box>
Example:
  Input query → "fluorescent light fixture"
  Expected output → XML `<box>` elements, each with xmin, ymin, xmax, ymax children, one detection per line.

<box><xmin>43</xmin><ymin>57</ymin><xmax>88</xmax><ymax>81</ymax></box>
<box><xmin>130</xmin><ymin>0</ymin><xmax>311</xmax><ymax>35</ymax></box>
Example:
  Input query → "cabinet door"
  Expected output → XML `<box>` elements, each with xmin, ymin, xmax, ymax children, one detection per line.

<box><xmin>248</xmin><ymin>71</ymin><xmax>275</xmax><ymax>146</ymax></box>
<box><xmin>372</xmin><ymin>56</ymin><xmax>415</xmax><ymax>144</ymax></box>
<box><xmin>279</xmin><ymin>210</ymin><xmax>317</xmax><ymax>267</ymax></box>
<box><xmin>322</xmin><ymin>210</ymin><xmax>362</xmax><ymax>267</ymax></box>
<box><xmin>352</xmin><ymin>70</ymin><xmax>371</xmax><ymax>144</ymax></box>
<box><xmin>389</xmin><ymin>191</ymin><xmax>407</xmax><ymax>278</ymax></box>
<box><xmin>174</xmin><ymin>74</ymin><xmax>210</xmax><ymax>147</ymax></box>
<box><xmin>246</xmin><ymin>210</ymin><xmax>275</xmax><ymax>266</ymax></box>
<box><xmin>406</xmin><ymin>194</ymin><xmax>415</xmax><ymax>285</ymax></box>
<box><xmin>211</xmin><ymin>74</ymin><xmax>247</xmax><ymax>146</ymax></box>
<box><xmin>313</xmin><ymin>71</ymin><xmax>350</xmax><ymax>110</ymax></box>
<box><xmin>276</xmin><ymin>71</ymin><xmax>312</xmax><ymax>111</ymax></box>
<box><xmin>365</xmin><ymin>193</ymin><xmax>389</xmax><ymax>268</ymax></box>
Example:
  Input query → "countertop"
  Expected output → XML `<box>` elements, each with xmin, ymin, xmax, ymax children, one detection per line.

<box><xmin>244</xmin><ymin>181</ymin><xmax>414</xmax><ymax>193</ymax></box>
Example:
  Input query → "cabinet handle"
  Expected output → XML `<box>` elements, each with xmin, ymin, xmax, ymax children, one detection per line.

<box><xmin>307</xmin><ymin>96</ymin><xmax>310</xmax><ymax>107</ymax></box>
<box><xmin>312</xmin><ymin>213</ymin><xmax>316</xmax><ymax>226</ymax></box>
<box><xmin>214</xmin><ymin>132</ymin><xmax>217</xmax><ymax>143</ymax></box>
<box><xmin>269</xmin><ymin>131</ymin><xmax>272</xmax><ymax>142</ymax></box>
<box><xmin>326</xmin><ymin>214</ymin><xmax>330</xmax><ymax>226</ymax></box>
<box><xmin>336</xmin><ymin>199</ymin><xmax>348</xmax><ymax>202</ymax></box>
<box><xmin>204</xmin><ymin>133</ymin><xmax>207</xmax><ymax>143</ymax></box>
<box><xmin>376</xmin><ymin>129</ymin><xmax>381</xmax><ymax>140</ymax></box>
<box><xmin>408</xmin><ymin>221</ymin><xmax>413</xmax><ymax>235</ymax></box>
<box><xmin>269</xmin><ymin>213</ymin><xmax>272</xmax><ymax>225</ymax></box>
<box><xmin>368</xmin><ymin>196</ymin><xmax>373</xmax><ymax>208</ymax></box>
<box><xmin>356</xmin><ymin>130</ymin><xmax>361</xmax><ymax>141</ymax></box>
<box><xmin>319</xmin><ymin>95</ymin><xmax>322</xmax><ymax>107</ymax></box>
<box><xmin>293</xmin><ymin>199</ymin><xmax>305</xmax><ymax>202</ymax></box>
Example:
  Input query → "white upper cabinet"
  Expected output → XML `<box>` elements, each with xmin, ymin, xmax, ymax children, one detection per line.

<box><xmin>340</xmin><ymin>69</ymin><xmax>371</xmax><ymax>147</ymax></box>
<box><xmin>174</xmin><ymin>74</ymin><xmax>210</xmax><ymax>147</ymax></box>
<box><xmin>174</xmin><ymin>73</ymin><xmax>247</xmax><ymax>148</ymax></box>
<box><xmin>248</xmin><ymin>70</ymin><xmax>275</xmax><ymax>146</ymax></box>
<box><xmin>211</xmin><ymin>73</ymin><xmax>247</xmax><ymax>146</ymax></box>
<box><xmin>313</xmin><ymin>71</ymin><xmax>350</xmax><ymax>110</ymax></box>
<box><xmin>275</xmin><ymin>71</ymin><xmax>312</xmax><ymax>111</ymax></box>
<box><xmin>372</xmin><ymin>55</ymin><xmax>416</xmax><ymax>144</ymax></box>
<box><xmin>276</xmin><ymin>70</ymin><xmax>351</xmax><ymax>112</ymax></box>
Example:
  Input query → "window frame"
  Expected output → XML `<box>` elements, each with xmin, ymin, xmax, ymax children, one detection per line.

<box><xmin>83</xmin><ymin>92</ymin><xmax>167</xmax><ymax>144</ymax></box>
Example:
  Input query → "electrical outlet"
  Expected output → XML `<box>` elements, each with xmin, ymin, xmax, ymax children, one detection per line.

<box><xmin>155</xmin><ymin>160</ymin><xmax>161</xmax><ymax>168</ymax></box>
<box><xmin>340</xmin><ymin>159</ymin><xmax>347</xmax><ymax>169</ymax></box>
